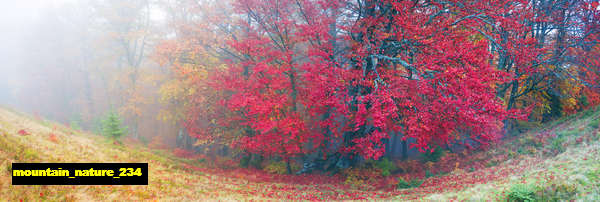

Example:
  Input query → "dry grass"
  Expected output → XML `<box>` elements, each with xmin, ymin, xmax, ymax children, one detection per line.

<box><xmin>0</xmin><ymin>107</ymin><xmax>271</xmax><ymax>201</ymax></box>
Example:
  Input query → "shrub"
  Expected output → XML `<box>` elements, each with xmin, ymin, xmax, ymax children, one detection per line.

<box><xmin>341</xmin><ymin>168</ymin><xmax>380</xmax><ymax>190</ymax></box>
<box><xmin>69</xmin><ymin>119</ymin><xmax>82</xmax><ymax>131</ymax></box>
<box><xmin>397</xmin><ymin>177</ymin><xmax>423</xmax><ymax>189</ymax></box>
<box><xmin>523</xmin><ymin>135</ymin><xmax>543</xmax><ymax>148</ymax></box>
<box><xmin>101</xmin><ymin>110</ymin><xmax>127</xmax><ymax>140</ymax></box>
<box><xmin>396</xmin><ymin>177</ymin><xmax>411</xmax><ymax>189</ymax></box>
<box><xmin>506</xmin><ymin>184</ymin><xmax>535</xmax><ymax>202</ymax></box>
<box><xmin>515</xmin><ymin>120</ymin><xmax>543</xmax><ymax>133</ymax></box>
<box><xmin>422</xmin><ymin>146</ymin><xmax>444</xmax><ymax>162</ymax></box>
<box><xmin>374</xmin><ymin>158</ymin><xmax>396</xmax><ymax>177</ymax></box>
<box><xmin>486</xmin><ymin>160</ymin><xmax>499</xmax><ymax>167</ymax></box>
<box><xmin>264</xmin><ymin>161</ymin><xmax>288</xmax><ymax>174</ymax></box>
<box><xmin>343</xmin><ymin>168</ymin><xmax>366</xmax><ymax>189</ymax></box>
<box><xmin>240</xmin><ymin>155</ymin><xmax>251</xmax><ymax>168</ymax></box>
<box><xmin>410</xmin><ymin>178</ymin><xmax>423</xmax><ymax>188</ymax></box>
<box><xmin>536</xmin><ymin>181</ymin><xmax>578</xmax><ymax>201</ymax></box>
<box><xmin>395</xmin><ymin>159</ymin><xmax>420</xmax><ymax>173</ymax></box>
<box><xmin>215</xmin><ymin>157</ymin><xmax>237</xmax><ymax>169</ymax></box>
<box><xmin>589</xmin><ymin>118</ymin><xmax>599</xmax><ymax>129</ymax></box>
<box><xmin>425</xmin><ymin>170</ymin><xmax>434</xmax><ymax>178</ymax></box>
<box><xmin>549</xmin><ymin>136</ymin><xmax>566</xmax><ymax>154</ymax></box>
<box><xmin>249</xmin><ymin>155</ymin><xmax>264</xmax><ymax>169</ymax></box>
<box><xmin>558</xmin><ymin>129</ymin><xmax>578</xmax><ymax>137</ymax></box>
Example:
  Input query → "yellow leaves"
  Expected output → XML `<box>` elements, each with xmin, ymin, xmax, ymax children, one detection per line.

<box><xmin>566</xmin><ymin>97</ymin><xmax>577</xmax><ymax>107</ymax></box>
<box><xmin>194</xmin><ymin>139</ymin><xmax>212</xmax><ymax>146</ymax></box>
<box><xmin>157</xmin><ymin>110</ymin><xmax>178</xmax><ymax>125</ymax></box>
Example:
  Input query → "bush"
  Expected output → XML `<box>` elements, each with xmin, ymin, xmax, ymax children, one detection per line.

<box><xmin>239</xmin><ymin>154</ymin><xmax>264</xmax><ymax>169</ymax></box>
<box><xmin>264</xmin><ymin>161</ymin><xmax>288</xmax><ymax>174</ymax></box>
<box><xmin>396</xmin><ymin>177</ymin><xmax>411</xmax><ymax>189</ymax></box>
<box><xmin>506</xmin><ymin>184</ymin><xmax>536</xmax><ymax>202</ymax></box>
<box><xmin>215</xmin><ymin>157</ymin><xmax>237</xmax><ymax>169</ymax></box>
<box><xmin>558</xmin><ymin>129</ymin><xmax>578</xmax><ymax>137</ymax></box>
<box><xmin>549</xmin><ymin>136</ymin><xmax>566</xmax><ymax>154</ymax></box>
<box><xmin>250</xmin><ymin>155</ymin><xmax>264</xmax><ymax>169</ymax></box>
<box><xmin>341</xmin><ymin>168</ymin><xmax>380</xmax><ymax>190</ymax></box>
<box><xmin>101</xmin><ymin>110</ymin><xmax>127</xmax><ymax>140</ymax></box>
<box><xmin>536</xmin><ymin>181</ymin><xmax>578</xmax><ymax>201</ymax></box>
<box><xmin>425</xmin><ymin>170</ymin><xmax>434</xmax><ymax>178</ymax></box>
<box><xmin>240</xmin><ymin>155</ymin><xmax>251</xmax><ymax>168</ymax></box>
<box><xmin>69</xmin><ymin>119</ymin><xmax>82</xmax><ymax>131</ymax></box>
<box><xmin>374</xmin><ymin>158</ymin><xmax>396</xmax><ymax>177</ymax></box>
<box><xmin>589</xmin><ymin>118</ymin><xmax>599</xmax><ymax>129</ymax></box>
<box><xmin>342</xmin><ymin>168</ymin><xmax>366</xmax><ymax>189</ymax></box>
<box><xmin>396</xmin><ymin>177</ymin><xmax>422</xmax><ymax>189</ymax></box>
<box><xmin>395</xmin><ymin>159</ymin><xmax>420</xmax><ymax>173</ymax></box>
<box><xmin>422</xmin><ymin>146</ymin><xmax>444</xmax><ymax>162</ymax></box>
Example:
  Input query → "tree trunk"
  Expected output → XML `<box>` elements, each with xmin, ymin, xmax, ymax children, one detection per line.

<box><xmin>286</xmin><ymin>159</ymin><xmax>292</xmax><ymax>174</ymax></box>
<box><xmin>402</xmin><ymin>139</ymin><xmax>408</xmax><ymax>160</ymax></box>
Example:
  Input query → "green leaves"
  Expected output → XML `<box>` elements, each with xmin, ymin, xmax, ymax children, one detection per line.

<box><xmin>101</xmin><ymin>110</ymin><xmax>127</xmax><ymax>140</ymax></box>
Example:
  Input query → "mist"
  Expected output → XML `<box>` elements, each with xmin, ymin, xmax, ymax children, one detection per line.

<box><xmin>0</xmin><ymin>0</ymin><xmax>175</xmax><ymax>145</ymax></box>
<box><xmin>1</xmin><ymin>0</ymin><xmax>599</xmax><ymax>200</ymax></box>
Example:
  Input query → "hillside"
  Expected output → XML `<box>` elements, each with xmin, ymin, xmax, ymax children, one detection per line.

<box><xmin>1</xmin><ymin>106</ymin><xmax>599</xmax><ymax>201</ymax></box>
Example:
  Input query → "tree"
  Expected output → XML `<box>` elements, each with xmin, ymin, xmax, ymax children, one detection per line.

<box><xmin>213</xmin><ymin>0</ymin><xmax>345</xmax><ymax>172</ymax></box>
<box><xmin>159</xmin><ymin>0</ymin><xmax>600</xmax><ymax>167</ymax></box>
<box><xmin>102</xmin><ymin>110</ymin><xmax>127</xmax><ymax>141</ymax></box>
<box><xmin>154</xmin><ymin>0</ymin><xmax>238</xmax><ymax>154</ymax></box>
<box><xmin>211</xmin><ymin>0</ymin><xmax>520</xmax><ymax>163</ymax></box>
<box><xmin>95</xmin><ymin>0</ymin><xmax>153</xmax><ymax>139</ymax></box>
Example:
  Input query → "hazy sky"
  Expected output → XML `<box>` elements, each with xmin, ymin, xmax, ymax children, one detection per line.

<box><xmin>0</xmin><ymin>0</ymin><xmax>166</xmax><ymax>107</ymax></box>
<box><xmin>0</xmin><ymin>0</ymin><xmax>71</xmax><ymax>105</ymax></box>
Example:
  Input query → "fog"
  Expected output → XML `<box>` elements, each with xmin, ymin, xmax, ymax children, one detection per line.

<box><xmin>0</xmin><ymin>0</ymin><xmax>598</xmax><ymax>154</ymax></box>
<box><xmin>0</xmin><ymin>0</ymin><xmax>84</xmax><ymax>107</ymax></box>
<box><xmin>0</xmin><ymin>0</ymin><xmax>176</xmax><ymax>145</ymax></box>
<box><xmin>0</xmin><ymin>0</ymin><xmax>50</xmax><ymax>106</ymax></box>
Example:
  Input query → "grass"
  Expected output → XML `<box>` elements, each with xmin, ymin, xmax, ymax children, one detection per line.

<box><xmin>0</xmin><ymin>106</ymin><xmax>599</xmax><ymax>201</ymax></box>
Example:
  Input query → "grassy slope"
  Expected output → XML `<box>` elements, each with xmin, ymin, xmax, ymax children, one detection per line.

<box><xmin>422</xmin><ymin>108</ymin><xmax>600</xmax><ymax>201</ymax></box>
<box><xmin>0</xmin><ymin>107</ymin><xmax>270</xmax><ymax>201</ymax></box>
<box><xmin>0</xmin><ymin>106</ymin><xmax>599</xmax><ymax>201</ymax></box>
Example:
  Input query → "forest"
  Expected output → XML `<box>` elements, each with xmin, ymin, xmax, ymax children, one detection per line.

<box><xmin>1</xmin><ymin>0</ymin><xmax>599</xmax><ymax>201</ymax></box>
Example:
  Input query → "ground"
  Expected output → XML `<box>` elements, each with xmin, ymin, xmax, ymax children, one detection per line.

<box><xmin>1</xmin><ymin>106</ymin><xmax>599</xmax><ymax>201</ymax></box>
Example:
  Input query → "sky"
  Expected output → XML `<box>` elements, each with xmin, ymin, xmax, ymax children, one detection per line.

<box><xmin>0</xmin><ymin>0</ymin><xmax>72</xmax><ymax>105</ymax></box>
<box><xmin>0</xmin><ymin>0</ymin><xmax>166</xmax><ymax>107</ymax></box>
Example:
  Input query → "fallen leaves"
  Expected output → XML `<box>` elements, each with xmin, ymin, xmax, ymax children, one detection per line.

<box><xmin>17</xmin><ymin>129</ymin><xmax>30</xmax><ymax>136</ymax></box>
<box><xmin>48</xmin><ymin>133</ymin><xmax>58</xmax><ymax>143</ymax></box>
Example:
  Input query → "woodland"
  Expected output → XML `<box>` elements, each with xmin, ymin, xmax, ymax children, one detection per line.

<box><xmin>1</xmin><ymin>0</ymin><xmax>600</xmax><ymax>200</ymax></box>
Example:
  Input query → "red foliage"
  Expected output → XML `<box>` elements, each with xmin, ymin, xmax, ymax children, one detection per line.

<box><xmin>210</xmin><ymin>0</ymin><xmax>346</xmax><ymax>159</ymax></box>
<box><xmin>17</xmin><ymin>129</ymin><xmax>30</xmax><ymax>136</ymax></box>
<box><xmin>209</xmin><ymin>0</ymin><xmax>519</xmax><ymax>160</ymax></box>
<box><xmin>48</xmin><ymin>133</ymin><xmax>58</xmax><ymax>143</ymax></box>
<box><xmin>175</xmin><ymin>0</ymin><xmax>599</xmax><ymax>161</ymax></box>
